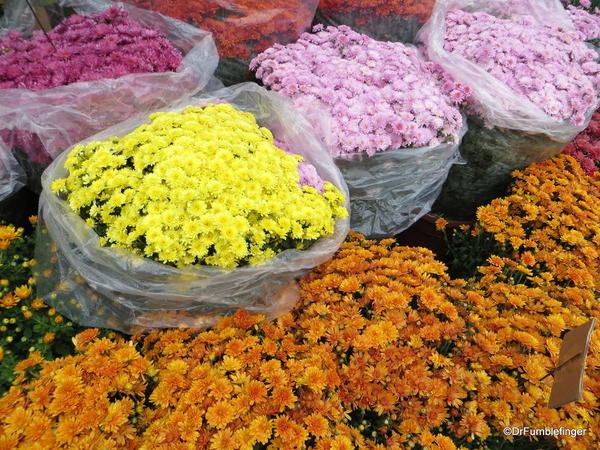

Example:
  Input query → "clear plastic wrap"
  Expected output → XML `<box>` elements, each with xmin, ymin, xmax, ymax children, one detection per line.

<box><xmin>314</xmin><ymin>0</ymin><xmax>435</xmax><ymax>43</ymax></box>
<box><xmin>0</xmin><ymin>0</ymin><xmax>218</xmax><ymax>196</ymax></box>
<box><xmin>35</xmin><ymin>83</ymin><xmax>350</xmax><ymax>334</ymax></box>
<box><xmin>335</xmin><ymin>119</ymin><xmax>466</xmax><ymax>239</ymax></box>
<box><xmin>418</xmin><ymin>0</ymin><xmax>580</xmax><ymax>138</ymax></box>
<box><xmin>0</xmin><ymin>142</ymin><xmax>25</xmax><ymax>202</ymax></box>
<box><xmin>0</xmin><ymin>0</ymin><xmax>35</xmax><ymax>35</ymax></box>
<box><xmin>432</xmin><ymin>118</ymin><xmax>572</xmax><ymax>219</ymax></box>
<box><xmin>123</xmin><ymin>0</ymin><xmax>319</xmax><ymax>86</ymax></box>
<box><xmin>419</xmin><ymin>0</ymin><xmax>597</xmax><ymax>219</ymax></box>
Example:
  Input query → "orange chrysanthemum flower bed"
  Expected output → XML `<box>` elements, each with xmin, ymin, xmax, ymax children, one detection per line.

<box><xmin>0</xmin><ymin>155</ymin><xmax>598</xmax><ymax>449</ymax></box>
<box><xmin>475</xmin><ymin>155</ymin><xmax>600</xmax><ymax>289</ymax></box>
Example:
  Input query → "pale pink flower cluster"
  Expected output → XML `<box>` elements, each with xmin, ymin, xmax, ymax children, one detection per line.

<box><xmin>567</xmin><ymin>5</ymin><xmax>600</xmax><ymax>40</ymax></box>
<box><xmin>562</xmin><ymin>0</ymin><xmax>594</xmax><ymax>11</ymax></box>
<box><xmin>444</xmin><ymin>9</ymin><xmax>600</xmax><ymax>126</ymax></box>
<box><xmin>274</xmin><ymin>139</ymin><xmax>324</xmax><ymax>191</ymax></box>
<box><xmin>251</xmin><ymin>25</ymin><xmax>466</xmax><ymax>156</ymax></box>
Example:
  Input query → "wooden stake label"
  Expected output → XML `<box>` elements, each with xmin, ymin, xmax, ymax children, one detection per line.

<box><xmin>548</xmin><ymin>319</ymin><xmax>596</xmax><ymax>409</ymax></box>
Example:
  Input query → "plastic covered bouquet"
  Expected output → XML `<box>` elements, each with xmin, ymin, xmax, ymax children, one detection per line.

<box><xmin>251</xmin><ymin>25</ymin><xmax>466</xmax><ymax>237</ymax></box>
<box><xmin>36</xmin><ymin>84</ymin><xmax>349</xmax><ymax>333</ymax></box>
<box><xmin>51</xmin><ymin>103</ymin><xmax>347</xmax><ymax>269</ymax></box>
<box><xmin>123</xmin><ymin>0</ymin><xmax>319</xmax><ymax>85</ymax></box>
<box><xmin>419</xmin><ymin>0</ymin><xmax>600</xmax><ymax>219</ymax></box>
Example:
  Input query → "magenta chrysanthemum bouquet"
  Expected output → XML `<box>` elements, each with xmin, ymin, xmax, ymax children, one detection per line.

<box><xmin>419</xmin><ymin>0</ymin><xmax>600</xmax><ymax>220</ymax></box>
<box><xmin>0</xmin><ymin>0</ymin><xmax>217</xmax><ymax>196</ymax></box>
<box><xmin>251</xmin><ymin>25</ymin><xmax>467</xmax><ymax>237</ymax></box>
<box><xmin>0</xmin><ymin>7</ymin><xmax>182</xmax><ymax>91</ymax></box>
<box><xmin>563</xmin><ymin>109</ymin><xmax>600</xmax><ymax>176</ymax></box>
<box><xmin>251</xmin><ymin>25</ymin><xmax>466</xmax><ymax>157</ymax></box>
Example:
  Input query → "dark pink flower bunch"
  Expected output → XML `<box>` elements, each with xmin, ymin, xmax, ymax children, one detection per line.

<box><xmin>563</xmin><ymin>110</ymin><xmax>600</xmax><ymax>177</ymax></box>
<box><xmin>0</xmin><ymin>6</ymin><xmax>183</xmax><ymax>91</ymax></box>
<box><xmin>0</xmin><ymin>129</ymin><xmax>52</xmax><ymax>166</ymax></box>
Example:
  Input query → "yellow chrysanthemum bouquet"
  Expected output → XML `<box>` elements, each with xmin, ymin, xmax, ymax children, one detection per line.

<box><xmin>34</xmin><ymin>84</ymin><xmax>349</xmax><ymax>333</ymax></box>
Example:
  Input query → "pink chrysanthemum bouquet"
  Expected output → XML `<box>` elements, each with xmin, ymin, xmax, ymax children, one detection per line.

<box><xmin>419</xmin><ymin>0</ymin><xmax>600</xmax><ymax>219</ymax></box>
<box><xmin>251</xmin><ymin>25</ymin><xmax>467</xmax><ymax>237</ymax></box>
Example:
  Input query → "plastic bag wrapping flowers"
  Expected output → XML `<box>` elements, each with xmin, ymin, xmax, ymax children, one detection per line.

<box><xmin>122</xmin><ymin>0</ymin><xmax>319</xmax><ymax>86</ymax></box>
<box><xmin>0</xmin><ymin>144</ymin><xmax>25</xmax><ymax>202</ymax></box>
<box><xmin>251</xmin><ymin>24</ymin><xmax>467</xmax><ymax>238</ymax></box>
<box><xmin>314</xmin><ymin>0</ymin><xmax>435</xmax><ymax>43</ymax></box>
<box><xmin>563</xmin><ymin>109</ymin><xmax>600</xmax><ymax>176</ymax></box>
<box><xmin>419</xmin><ymin>0</ymin><xmax>600</xmax><ymax>219</ymax></box>
<box><xmin>0</xmin><ymin>0</ymin><xmax>35</xmax><ymax>35</ymax></box>
<box><xmin>0</xmin><ymin>0</ymin><xmax>218</xmax><ymax>197</ymax></box>
<box><xmin>34</xmin><ymin>83</ymin><xmax>350</xmax><ymax>334</ymax></box>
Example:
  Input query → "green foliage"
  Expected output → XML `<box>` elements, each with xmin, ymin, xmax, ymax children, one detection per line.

<box><xmin>444</xmin><ymin>226</ymin><xmax>510</xmax><ymax>280</ymax></box>
<box><xmin>0</xmin><ymin>220</ymin><xmax>84</xmax><ymax>394</ymax></box>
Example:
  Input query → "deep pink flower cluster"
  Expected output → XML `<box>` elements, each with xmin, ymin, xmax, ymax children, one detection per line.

<box><xmin>0</xmin><ymin>130</ymin><xmax>51</xmax><ymax>166</ymax></box>
<box><xmin>0</xmin><ymin>6</ymin><xmax>183</xmax><ymax>91</ymax></box>
<box><xmin>251</xmin><ymin>25</ymin><xmax>466</xmax><ymax>156</ymax></box>
<box><xmin>567</xmin><ymin>5</ymin><xmax>600</xmax><ymax>40</ymax></box>
<box><xmin>443</xmin><ymin>9</ymin><xmax>600</xmax><ymax>127</ymax></box>
<box><xmin>563</xmin><ymin>109</ymin><xmax>600</xmax><ymax>176</ymax></box>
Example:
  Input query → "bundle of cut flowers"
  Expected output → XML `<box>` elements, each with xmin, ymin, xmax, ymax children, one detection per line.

<box><xmin>252</xmin><ymin>24</ymin><xmax>467</xmax><ymax>237</ymax></box>
<box><xmin>442</xmin><ymin>8</ymin><xmax>600</xmax><ymax>127</ymax></box>
<box><xmin>421</xmin><ymin>1</ymin><xmax>600</xmax><ymax>220</ymax></box>
<box><xmin>124</xmin><ymin>0</ymin><xmax>319</xmax><ymax>85</ymax></box>
<box><xmin>563</xmin><ymin>110</ymin><xmax>600</xmax><ymax>176</ymax></box>
<box><xmin>0</xmin><ymin>6</ymin><xmax>182</xmax><ymax>91</ymax></box>
<box><xmin>315</xmin><ymin>0</ymin><xmax>435</xmax><ymax>42</ymax></box>
<box><xmin>51</xmin><ymin>102</ymin><xmax>347</xmax><ymax>269</ymax></box>
<box><xmin>251</xmin><ymin>25</ymin><xmax>467</xmax><ymax>157</ymax></box>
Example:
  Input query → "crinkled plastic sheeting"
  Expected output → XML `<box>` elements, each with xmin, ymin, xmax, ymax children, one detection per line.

<box><xmin>335</xmin><ymin>119</ymin><xmax>466</xmax><ymax>238</ymax></box>
<box><xmin>418</xmin><ymin>0</ymin><xmax>597</xmax><ymax>219</ymax></box>
<box><xmin>0</xmin><ymin>142</ymin><xmax>25</xmax><ymax>202</ymax></box>
<box><xmin>0</xmin><ymin>0</ymin><xmax>218</xmax><ymax>196</ymax></box>
<box><xmin>0</xmin><ymin>0</ymin><xmax>35</xmax><ymax>34</ymax></box>
<box><xmin>36</xmin><ymin>83</ymin><xmax>350</xmax><ymax>334</ymax></box>
<box><xmin>432</xmin><ymin>118</ymin><xmax>574</xmax><ymax>220</ymax></box>
<box><xmin>314</xmin><ymin>0</ymin><xmax>435</xmax><ymax>43</ymax></box>
<box><xmin>123</xmin><ymin>0</ymin><xmax>319</xmax><ymax>86</ymax></box>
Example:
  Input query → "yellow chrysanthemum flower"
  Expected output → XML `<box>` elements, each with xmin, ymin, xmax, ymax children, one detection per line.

<box><xmin>53</xmin><ymin>103</ymin><xmax>347</xmax><ymax>269</ymax></box>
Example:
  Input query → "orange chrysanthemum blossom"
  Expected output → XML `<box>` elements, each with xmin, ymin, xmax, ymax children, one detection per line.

<box><xmin>475</xmin><ymin>155</ymin><xmax>600</xmax><ymax>289</ymax></box>
<box><xmin>2</xmin><ymin>159</ymin><xmax>599</xmax><ymax>450</ymax></box>
<box><xmin>124</xmin><ymin>0</ymin><xmax>317</xmax><ymax>60</ymax></box>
